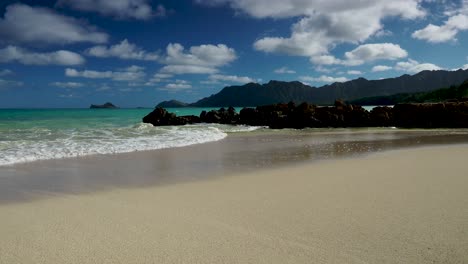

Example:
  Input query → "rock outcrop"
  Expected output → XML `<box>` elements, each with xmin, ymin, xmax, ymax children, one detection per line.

<box><xmin>142</xmin><ymin>107</ymin><xmax>200</xmax><ymax>126</ymax></box>
<box><xmin>143</xmin><ymin>101</ymin><xmax>468</xmax><ymax>128</ymax></box>
<box><xmin>393</xmin><ymin>102</ymin><xmax>468</xmax><ymax>128</ymax></box>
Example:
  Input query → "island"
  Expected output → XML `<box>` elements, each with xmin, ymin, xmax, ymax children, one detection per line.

<box><xmin>90</xmin><ymin>102</ymin><xmax>119</xmax><ymax>109</ymax></box>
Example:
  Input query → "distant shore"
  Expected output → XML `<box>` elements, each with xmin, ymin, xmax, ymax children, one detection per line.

<box><xmin>1</xmin><ymin>142</ymin><xmax>468</xmax><ymax>263</ymax></box>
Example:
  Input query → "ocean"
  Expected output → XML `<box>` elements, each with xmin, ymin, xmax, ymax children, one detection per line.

<box><xmin>0</xmin><ymin>108</ymin><xmax>256</xmax><ymax>166</ymax></box>
<box><xmin>3</xmin><ymin>106</ymin><xmax>463</xmax><ymax>168</ymax></box>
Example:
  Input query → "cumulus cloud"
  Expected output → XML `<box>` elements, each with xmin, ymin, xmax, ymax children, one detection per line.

<box><xmin>395</xmin><ymin>59</ymin><xmax>442</xmax><ymax>73</ymax></box>
<box><xmin>413</xmin><ymin>0</ymin><xmax>468</xmax><ymax>43</ymax></box>
<box><xmin>202</xmin><ymin>0</ymin><xmax>426</xmax><ymax>60</ymax></box>
<box><xmin>51</xmin><ymin>82</ymin><xmax>84</xmax><ymax>88</ymax></box>
<box><xmin>208</xmin><ymin>74</ymin><xmax>255</xmax><ymax>83</ymax></box>
<box><xmin>57</xmin><ymin>0</ymin><xmax>165</xmax><ymax>20</ymax></box>
<box><xmin>0</xmin><ymin>46</ymin><xmax>85</xmax><ymax>65</ymax></box>
<box><xmin>0</xmin><ymin>4</ymin><xmax>108</xmax><ymax>45</ymax></box>
<box><xmin>86</xmin><ymin>39</ymin><xmax>160</xmax><ymax>61</ymax></box>
<box><xmin>274</xmin><ymin>67</ymin><xmax>296</xmax><ymax>74</ymax></box>
<box><xmin>344</xmin><ymin>43</ymin><xmax>408</xmax><ymax>64</ymax></box>
<box><xmin>310</xmin><ymin>43</ymin><xmax>407</xmax><ymax>66</ymax></box>
<box><xmin>157</xmin><ymin>43</ymin><xmax>237</xmax><ymax>75</ymax></box>
<box><xmin>196</xmin><ymin>0</ymin><xmax>424</xmax><ymax>20</ymax></box>
<box><xmin>372</xmin><ymin>65</ymin><xmax>393</xmax><ymax>72</ymax></box>
<box><xmin>163</xmin><ymin>43</ymin><xmax>236</xmax><ymax>67</ymax></box>
<box><xmin>65</xmin><ymin>65</ymin><xmax>146</xmax><ymax>81</ymax></box>
<box><xmin>299</xmin><ymin>75</ymin><xmax>348</xmax><ymax>84</ymax></box>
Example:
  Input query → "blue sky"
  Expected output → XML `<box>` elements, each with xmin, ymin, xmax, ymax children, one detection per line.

<box><xmin>0</xmin><ymin>0</ymin><xmax>468</xmax><ymax>108</ymax></box>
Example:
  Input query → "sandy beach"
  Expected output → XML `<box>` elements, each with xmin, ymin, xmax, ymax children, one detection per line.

<box><xmin>1</xmin><ymin>143</ymin><xmax>467</xmax><ymax>263</ymax></box>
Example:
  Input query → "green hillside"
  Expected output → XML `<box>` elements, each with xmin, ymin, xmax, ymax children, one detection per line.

<box><xmin>350</xmin><ymin>80</ymin><xmax>468</xmax><ymax>105</ymax></box>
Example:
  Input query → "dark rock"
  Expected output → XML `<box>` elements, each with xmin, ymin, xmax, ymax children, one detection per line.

<box><xmin>370</xmin><ymin>106</ymin><xmax>394</xmax><ymax>127</ymax></box>
<box><xmin>199</xmin><ymin>107</ymin><xmax>239</xmax><ymax>124</ymax></box>
<box><xmin>144</xmin><ymin>101</ymin><xmax>468</xmax><ymax>129</ymax></box>
<box><xmin>394</xmin><ymin>102</ymin><xmax>468</xmax><ymax>128</ymax></box>
<box><xmin>143</xmin><ymin>107</ymin><xmax>196</xmax><ymax>126</ymax></box>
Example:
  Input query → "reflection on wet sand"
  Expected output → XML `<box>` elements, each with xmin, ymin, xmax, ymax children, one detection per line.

<box><xmin>1</xmin><ymin>128</ymin><xmax>467</xmax><ymax>203</ymax></box>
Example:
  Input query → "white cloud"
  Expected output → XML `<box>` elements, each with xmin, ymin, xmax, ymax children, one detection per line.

<box><xmin>412</xmin><ymin>24</ymin><xmax>459</xmax><ymax>43</ymax></box>
<box><xmin>0</xmin><ymin>4</ymin><xmax>108</xmax><ymax>45</ymax></box>
<box><xmin>157</xmin><ymin>43</ymin><xmax>237</xmax><ymax>75</ymax></box>
<box><xmin>144</xmin><ymin>73</ymin><xmax>173</xmax><ymax>86</ymax></box>
<box><xmin>163</xmin><ymin>43</ymin><xmax>237</xmax><ymax>67</ymax></box>
<box><xmin>395</xmin><ymin>59</ymin><xmax>442</xmax><ymax>73</ymax></box>
<box><xmin>159</xmin><ymin>80</ymin><xmax>193</xmax><ymax>91</ymax></box>
<box><xmin>51</xmin><ymin>82</ymin><xmax>84</xmax><ymax>88</ymax></box>
<box><xmin>208</xmin><ymin>74</ymin><xmax>255</xmax><ymax>83</ymax></box>
<box><xmin>344</xmin><ymin>43</ymin><xmax>408</xmax><ymax>64</ymax></box>
<box><xmin>299</xmin><ymin>75</ymin><xmax>348</xmax><ymax>84</ymax></box>
<box><xmin>347</xmin><ymin>70</ymin><xmax>362</xmax><ymax>75</ymax></box>
<box><xmin>0</xmin><ymin>69</ymin><xmax>13</xmax><ymax>76</ymax></box>
<box><xmin>160</xmin><ymin>65</ymin><xmax>219</xmax><ymax>75</ymax></box>
<box><xmin>310</xmin><ymin>43</ymin><xmax>407</xmax><ymax>66</ymax></box>
<box><xmin>65</xmin><ymin>65</ymin><xmax>146</xmax><ymax>81</ymax></box>
<box><xmin>196</xmin><ymin>0</ymin><xmax>424</xmax><ymax>20</ymax></box>
<box><xmin>57</xmin><ymin>0</ymin><xmax>164</xmax><ymax>20</ymax></box>
<box><xmin>86</xmin><ymin>39</ymin><xmax>160</xmax><ymax>61</ymax></box>
<box><xmin>413</xmin><ymin>0</ymin><xmax>468</xmax><ymax>43</ymax></box>
<box><xmin>0</xmin><ymin>46</ymin><xmax>85</xmax><ymax>66</ymax></box>
<box><xmin>274</xmin><ymin>67</ymin><xmax>296</xmax><ymax>74</ymax></box>
<box><xmin>222</xmin><ymin>0</ymin><xmax>426</xmax><ymax>60</ymax></box>
<box><xmin>372</xmin><ymin>65</ymin><xmax>393</xmax><ymax>72</ymax></box>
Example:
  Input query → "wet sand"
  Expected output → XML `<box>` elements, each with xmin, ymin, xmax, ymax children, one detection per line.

<box><xmin>1</xmin><ymin>144</ymin><xmax>468</xmax><ymax>263</ymax></box>
<box><xmin>1</xmin><ymin>128</ymin><xmax>468</xmax><ymax>203</ymax></box>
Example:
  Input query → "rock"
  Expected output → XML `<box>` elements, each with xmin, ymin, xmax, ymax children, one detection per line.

<box><xmin>142</xmin><ymin>107</ymin><xmax>197</xmax><ymax>126</ymax></box>
<box><xmin>394</xmin><ymin>102</ymin><xmax>468</xmax><ymax>128</ymax></box>
<box><xmin>90</xmin><ymin>102</ymin><xmax>118</xmax><ymax>109</ymax></box>
<box><xmin>143</xmin><ymin>101</ymin><xmax>468</xmax><ymax>128</ymax></box>
<box><xmin>370</xmin><ymin>106</ymin><xmax>393</xmax><ymax>127</ymax></box>
<box><xmin>199</xmin><ymin>107</ymin><xmax>239</xmax><ymax>124</ymax></box>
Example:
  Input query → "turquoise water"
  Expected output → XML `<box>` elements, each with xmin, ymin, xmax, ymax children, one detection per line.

<box><xmin>0</xmin><ymin>108</ymin><xmax>256</xmax><ymax>166</ymax></box>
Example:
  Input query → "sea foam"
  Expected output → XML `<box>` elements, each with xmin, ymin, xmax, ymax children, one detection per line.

<box><xmin>0</xmin><ymin>123</ymin><xmax>234</xmax><ymax>166</ymax></box>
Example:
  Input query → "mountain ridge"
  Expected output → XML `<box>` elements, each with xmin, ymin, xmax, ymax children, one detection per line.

<box><xmin>156</xmin><ymin>69</ymin><xmax>468</xmax><ymax>107</ymax></box>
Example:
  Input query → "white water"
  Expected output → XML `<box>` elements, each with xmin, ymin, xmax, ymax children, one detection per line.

<box><xmin>0</xmin><ymin>123</ymin><xmax>260</xmax><ymax>166</ymax></box>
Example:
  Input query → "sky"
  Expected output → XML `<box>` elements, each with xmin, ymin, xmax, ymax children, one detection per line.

<box><xmin>0</xmin><ymin>0</ymin><xmax>468</xmax><ymax>108</ymax></box>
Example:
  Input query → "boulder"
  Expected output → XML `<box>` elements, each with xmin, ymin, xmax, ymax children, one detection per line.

<box><xmin>393</xmin><ymin>102</ymin><xmax>468</xmax><ymax>128</ymax></box>
<box><xmin>143</xmin><ymin>107</ymin><xmax>193</xmax><ymax>126</ymax></box>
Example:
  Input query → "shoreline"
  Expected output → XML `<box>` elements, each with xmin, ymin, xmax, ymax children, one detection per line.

<box><xmin>1</xmin><ymin>144</ymin><xmax>467</xmax><ymax>263</ymax></box>
<box><xmin>1</xmin><ymin>128</ymin><xmax>468</xmax><ymax>204</ymax></box>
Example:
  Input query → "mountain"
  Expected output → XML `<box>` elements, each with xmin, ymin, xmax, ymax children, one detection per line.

<box><xmin>159</xmin><ymin>69</ymin><xmax>468</xmax><ymax>107</ymax></box>
<box><xmin>350</xmin><ymin>80</ymin><xmax>468</xmax><ymax>105</ymax></box>
<box><xmin>156</xmin><ymin>100</ymin><xmax>189</xmax><ymax>108</ymax></box>
<box><xmin>90</xmin><ymin>102</ymin><xmax>118</xmax><ymax>109</ymax></box>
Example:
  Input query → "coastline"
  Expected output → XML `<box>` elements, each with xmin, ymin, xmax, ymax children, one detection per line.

<box><xmin>2</xmin><ymin>128</ymin><xmax>468</xmax><ymax>203</ymax></box>
<box><xmin>1</xmin><ymin>144</ymin><xmax>468</xmax><ymax>263</ymax></box>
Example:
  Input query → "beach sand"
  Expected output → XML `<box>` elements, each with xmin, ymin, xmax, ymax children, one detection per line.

<box><xmin>1</xmin><ymin>144</ymin><xmax>467</xmax><ymax>263</ymax></box>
